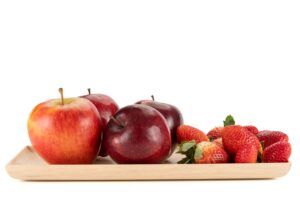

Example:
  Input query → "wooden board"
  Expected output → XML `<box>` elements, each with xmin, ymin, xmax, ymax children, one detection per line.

<box><xmin>6</xmin><ymin>146</ymin><xmax>291</xmax><ymax>181</ymax></box>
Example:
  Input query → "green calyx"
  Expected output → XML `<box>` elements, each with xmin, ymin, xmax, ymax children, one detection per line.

<box><xmin>177</xmin><ymin>140</ymin><xmax>202</xmax><ymax>164</ymax></box>
<box><xmin>223</xmin><ymin>115</ymin><xmax>235</xmax><ymax>127</ymax></box>
<box><xmin>194</xmin><ymin>146</ymin><xmax>203</xmax><ymax>160</ymax></box>
<box><xmin>180</xmin><ymin>140</ymin><xmax>196</xmax><ymax>152</ymax></box>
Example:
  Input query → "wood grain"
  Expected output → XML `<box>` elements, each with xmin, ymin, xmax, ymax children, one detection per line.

<box><xmin>6</xmin><ymin>146</ymin><xmax>291</xmax><ymax>181</ymax></box>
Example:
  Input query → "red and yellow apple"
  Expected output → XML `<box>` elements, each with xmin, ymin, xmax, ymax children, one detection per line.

<box><xmin>27</xmin><ymin>88</ymin><xmax>102</xmax><ymax>164</ymax></box>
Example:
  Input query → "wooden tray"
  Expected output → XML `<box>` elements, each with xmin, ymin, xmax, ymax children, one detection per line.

<box><xmin>6</xmin><ymin>146</ymin><xmax>291</xmax><ymax>181</ymax></box>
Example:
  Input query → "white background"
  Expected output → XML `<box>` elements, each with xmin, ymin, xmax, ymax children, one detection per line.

<box><xmin>0</xmin><ymin>0</ymin><xmax>300</xmax><ymax>199</ymax></box>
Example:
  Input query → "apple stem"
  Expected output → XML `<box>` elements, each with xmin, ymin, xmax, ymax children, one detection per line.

<box><xmin>151</xmin><ymin>95</ymin><xmax>155</xmax><ymax>101</ymax></box>
<box><xmin>110</xmin><ymin>116</ymin><xmax>124</xmax><ymax>128</ymax></box>
<box><xmin>59</xmin><ymin>88</ymin><xmax>64</xmax><ymax>105</ymax></box>
<box><xmin>88</xmin><ymin>88</ymin><xmax>91</xmax><ymax>95</ymax></box>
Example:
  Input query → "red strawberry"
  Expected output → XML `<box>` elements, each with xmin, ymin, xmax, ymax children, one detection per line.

<box><xmin>177</xmin><ymin>140</ymin><xmax>229</xmax><ymax>164</ymax></box>
<box><xmin>207</xmin><ymin>127</ymin><xmax>223</xmax><ymax>140</ymax></box>
<box><xmin>257</xmin><ymin>130</ymin><xmax>289</xmax><ymax>148</ymax></box>
<box><xmin>194</xmin><ymin>141</ymin><xmax>229</xmax><ymax>163</ymax></box>
<box><xmin>207</xmin><ymin>115</ymin><xmax>235</xmax><ymax>140</ymax></box>
<box><xmin>208</xmin><ymin>125</ymin><xmax>258</xmax><ymax>140</ymax></box>
<box><xmin>176</xmin><ymin>125</ymin><xmax>208</xmax><ymax>144</ymax></box>
<box><xmin>263</xmin><ymin>141</ymin><xmax>291</xmax><ymax>162</ymax></box>
<box><xmin>244</xmin><ymin>125</ymin><xmax>259</xmax><ymax>135</ymax></box>
<box><xmin>235</xmin><ymin>144</ymin><xmax>258</xmax><ymax>163</ymax></box>
<box><xmin>221</xmin><ymin>125</ymin><xmax>261</xmax><ymax>156</ymax></box>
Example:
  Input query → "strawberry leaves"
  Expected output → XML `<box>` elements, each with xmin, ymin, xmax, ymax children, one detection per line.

<box><xmin>180</xmin><ymin>140</ymin><xmax>196</xmax><ymax>152</ymax></box>
<box><xmin>177</xmin><ymin>157</ymin><xmax>193</xmax><ymax>164</ymax></box>
<box><xmin>194</xmin><ymin>146</ymin><xmax>203</xmax><ymax>160</ymax></box>
<box><xmin>177</xmin><ymin>140</ymin><xmax>199</xmax><ymax>164</ymax></box>
<box><xmin>223</xmin><ymin>115</ymin><xmax>235</xmax><ymax>127</ymax></box>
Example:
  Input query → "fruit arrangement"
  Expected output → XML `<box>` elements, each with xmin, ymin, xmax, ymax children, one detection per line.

<box><xmin>27</xmin><ymin>89</ymin><xmax>292</xmax><ymax>164</ymax></box>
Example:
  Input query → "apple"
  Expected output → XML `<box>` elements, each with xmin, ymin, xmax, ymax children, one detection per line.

<box><xmin>136</xmin><ymin>96</ymin><xmax>183</xmax><ymax>155</ymax></box>
<box><xmin>103</xmin><ymin>104</ymin><xmax>171</xmax><ymax>164</ymax></box>
<box><xmin>80</xmin><ymin>88</ymin><xmax>119</xmax><ymax>157</ymax></box>
<box><xmin>28</xmin><ymin>88</ymin><xmax>102</xmax><ymax>164</ymax></box>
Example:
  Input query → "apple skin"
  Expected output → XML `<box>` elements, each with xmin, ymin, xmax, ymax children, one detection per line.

<box><xmin>136</xmin><ymin>100</ymin><xmax>183</xmax><ymax>155</ymax></box>
<box><xmin>80</xmin><ymin>94</ymin><xmax>119</xmax><ymax>128</ymax></box>
<box><xmin>103</xmin><ymin>104</ymin><xmax>172</xmax><ymax>164</ymax></box>
<box><xmin>80</xmin><ymin>93</ymin><xmax>119</xmax><ymax>157</ymax></box>
<box><xmin>28</xmin><ymin>98</ymin><xmax>102</xmax><ymax>164</ymax></box>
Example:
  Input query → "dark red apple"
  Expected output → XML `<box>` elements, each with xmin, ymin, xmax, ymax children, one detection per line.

<box><xmin>136</xmin><ymin>96</ymin><xmax>183</xmax><ymax>155</ymax></box>
<box><xmin>103</xmin><ymin>104</ymin><xmax>171</xmax><ymax>164</ymax></box>
<box><xmin>80</xmin><ymin>88</ymin><xmax>119</xmax><ymax>157</ymax></box>
<box><xmin>28</xmin><ymin>88</ymin><xmax>102</xmax><ymax>164</ymax></box>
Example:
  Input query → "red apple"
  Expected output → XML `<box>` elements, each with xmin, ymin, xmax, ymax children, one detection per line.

<box><xmin>80</xmin><ymin>88</ymin><xmax>119</xmax><ymax>157</ymax></box>
<box><xmin>28</xmin><ymin>88</ymin><xmax>102</xmax><ymax>164</ymax></box>
<box><xmin>136</xmin><ymin>96</ymin><xmax>183</xmax><ymax>156</ymax></box>
<box><xmin>103</xmin><ymin>104</ymin><xmax>171</xmax><ymax>164</ymax></box>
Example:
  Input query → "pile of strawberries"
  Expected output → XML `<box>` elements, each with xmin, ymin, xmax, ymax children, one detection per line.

<box><xmin>176</xmin><ymin>115</ymin><xmax>292</xmax><ymax>164</ymax></box>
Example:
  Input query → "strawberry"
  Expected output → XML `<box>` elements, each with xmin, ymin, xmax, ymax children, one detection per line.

<box><xmin>177</xmin><ymin>140</ymin><xmax>229</xmax><ymax>164</ymax></box>
<box><xmin>207</xmin><ymin>115</ymin><xmax>235</xmax><ymax>140</ymax></box>
<box><xmin>208</xmin><ymin>125</ymin><xmax>258</xmax><ymax>140</ymax></box>
<box><xmin>243</xmin><ymin>125</ymin><xmax>259</xmax><ymax>135</ymax></box>
<box><xmin>221</xmin><ymin>125</ymin><xmax>261</xmax><ymax>156</ymax></box>
<box><xmin>235</xmin><ymin>144</ymin><xmax>258</xmax><ymax>163</ymax></box>
<box><xmin>263</xmin><ymin>141</ymin><xmax>291</xmax><ymax>162</ymax></box>
<box><xmin>194</xmin><ymin>141</ymin><xmax>229</xmax><ymax>163</ymax></box>
<box><xmin>176</xmin><ymin>125</ymin><xmax>208</xmax><ymax>144</ymax></box>
<box><xmin>257</xmin><ymin>130</ymin><xmax>289</xmax><ymax>148</ymax></box>
<box><xmin>207</xmin><ymin>127</ymin><xmax>223</xmax><ymax>140</ymax></box>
